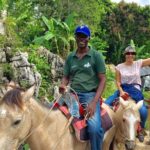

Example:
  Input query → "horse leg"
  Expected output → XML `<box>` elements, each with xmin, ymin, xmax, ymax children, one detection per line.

<box><xmin>102</xmin><ymin>125</ymin><xmax>116</xmax><ymax>150</ymax></box>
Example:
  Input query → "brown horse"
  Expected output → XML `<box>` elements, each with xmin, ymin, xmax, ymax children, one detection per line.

<box><xmin>0</xmin><ymin>85</ymin><xmax>117</xmax><ymax>150</ymax></box>
<box><xmin>113</xmin><ymin>97</ymin><xmax>143</xmax><ymax>150</ymax></box>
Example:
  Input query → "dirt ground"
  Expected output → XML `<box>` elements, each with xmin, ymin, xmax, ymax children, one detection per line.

<box><xmin>136</xmin><ymin>131</ymin><xmax>150</xmax><ymax>150</ymax></box>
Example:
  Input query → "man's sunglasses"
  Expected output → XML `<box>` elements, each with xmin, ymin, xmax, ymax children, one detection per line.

<box><xmin>125</xmin><ymin>52</ymin><xmax>136</xmax><ymax>55</ymax></box>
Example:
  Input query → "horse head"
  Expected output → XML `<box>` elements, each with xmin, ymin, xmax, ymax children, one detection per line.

<box><xmin>117</xmin><ymin>97</ymin><xmax>143</xmax><ymax>150</ymax></box>
<box><xmin>0</xmin><ymin>85</ymin><xmax>35</xmax><ymax>150</ymax></box>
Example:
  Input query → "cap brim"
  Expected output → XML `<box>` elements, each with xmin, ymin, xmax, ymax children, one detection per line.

<box><xmin>75</xmin><ymin>31</ymin><xmax>89</xmax><ymax>37</ymax></box>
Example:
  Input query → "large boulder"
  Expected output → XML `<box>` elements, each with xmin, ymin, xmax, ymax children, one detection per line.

<box><xmin>0</xmin><ymin>47</ymin><xmax>41</xmax><ymax>98</ymax></box>
<box><xmin>37</xmin><ymin>46</ymin><xmax>64</xmax><ymax>82</ymax></box>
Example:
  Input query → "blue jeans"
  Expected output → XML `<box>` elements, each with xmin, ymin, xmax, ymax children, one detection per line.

<box><xmin>58</xmin><ymin>93</ymin><xmax>80</xmax><ymax>118</ymax></box>
<box><xmin>77</xmin><ymin>92</ymin><xmax>104</xmax><ymax>150</ymax></box>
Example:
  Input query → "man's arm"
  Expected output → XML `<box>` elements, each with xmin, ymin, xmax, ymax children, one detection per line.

<box><xmin>59</xmin><ymin>76</ymin><xmax>69</xmax><ymax>93</ymax></box>
<box><xmin>86</xmin><ymin>73</ymin><xmax>106</xmax><ymax>118</ymax></box>
<box><xmin>93</xmin><ymin>73</ymin><xmax>106</xmax><ymax>103</ymax></box>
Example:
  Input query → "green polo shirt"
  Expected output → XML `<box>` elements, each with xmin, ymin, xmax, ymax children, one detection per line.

<box><xmin>64</xmin><ymin>47</ymin><xmax>106</xmax><ymax>92</ymax></box>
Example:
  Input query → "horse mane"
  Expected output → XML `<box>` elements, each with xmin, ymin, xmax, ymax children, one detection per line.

<box><xmin>2</xmin><ymin>87</ymin><xmax>25</xmax><ymax>110</ymax></box>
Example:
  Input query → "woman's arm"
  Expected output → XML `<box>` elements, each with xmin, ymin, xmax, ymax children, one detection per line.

<box><xmin>115</xmin><ymin>69</ymin><xmax>127</xmax><ymax>96</ymax></box>
<box><xmin>142</xmin><ymin>58</ymin><xmax>150</xmax><ymax>67</ymax></box>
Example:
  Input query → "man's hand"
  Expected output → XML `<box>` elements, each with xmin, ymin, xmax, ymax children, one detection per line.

<box><xmin>59</xmin><ymin>84</ymin><xmax>67</xmax><ymax>94</ymax></box>
<box><xmin>86</xmin><ymin>100</ymin><xmax>97</xmax><ymax>118</ymax></box>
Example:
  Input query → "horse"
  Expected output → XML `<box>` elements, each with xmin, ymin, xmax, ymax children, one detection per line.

<box><xmin>113</xmin><ymin>97</ymin><xmax>143</xmax><ymax>150</ymax></box>
<box><xmin>0</xmin><ymin>85</ymin><xmax>117</xmax><ymax>150</ymax></box>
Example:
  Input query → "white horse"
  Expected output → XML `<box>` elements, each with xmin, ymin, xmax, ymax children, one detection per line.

<box><xmin>113</xmin><ymin>97</ymin><xmax>143</xmax><ymax>150</ymax></box>
<box><xmin>0</xmin><ymin>85</ymin><xmax>117</xmax><ymax>150</ymax></box>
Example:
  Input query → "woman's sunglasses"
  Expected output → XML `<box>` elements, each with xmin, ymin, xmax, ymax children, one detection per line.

<box><xmin>125</xmin><ymin>52</ymin><xmax>136</xmax><ymax>55</ymax></box>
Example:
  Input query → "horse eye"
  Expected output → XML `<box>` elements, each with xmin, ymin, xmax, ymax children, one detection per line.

<box><xmin>13</xmin><ymin>120</ymin><xmax>21</xmax><ymax>126</ymax></box>
<box><xmin>123</xmin><ymin>118</ymin><xmax>126</xmax><ymax>122</ymax></box>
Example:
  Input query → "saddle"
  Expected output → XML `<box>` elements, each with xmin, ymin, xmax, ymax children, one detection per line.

<box><xmin>54</xmin><ymin>98</ymin><xmax>113</xmax><ymax>142</ymax></box>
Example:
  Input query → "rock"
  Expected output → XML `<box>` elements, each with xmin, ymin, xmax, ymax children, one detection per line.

<box><xmin>0</xmin><ymin>47</ymin><xmax>41</xmax><ymax>97</ymax></box>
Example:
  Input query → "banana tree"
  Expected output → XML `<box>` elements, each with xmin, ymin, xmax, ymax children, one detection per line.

<box><xmin>33</xmin><ymin>15</ymin><xmax>76</xmax><ymax>58</ymax></box>
<box><xmin>130</xmin><ymin>39</ymin><xmax>149</xmax><ymax>59</ymax></box>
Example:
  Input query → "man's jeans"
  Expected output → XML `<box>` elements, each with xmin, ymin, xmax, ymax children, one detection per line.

<box><xmin>77</xmin><ymin>92</ymin><xmax>104</xmax><ymax>150</ymax></box>
<box><xmin>58</xmin><ymin>93</ymin><xmax>80</xmax><ymax>118</ymax></box>
<box><xmin>59</xmin><ymin>92</ymin><xmax>104</xmax><ymax>150</ymax></box>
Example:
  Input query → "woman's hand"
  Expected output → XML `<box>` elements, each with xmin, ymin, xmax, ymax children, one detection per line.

<box><xmin>120</xmin><ymin>91</ymin><xmax>129</xmax><ymax>100</ymax></box>
<box><xmin>120</xmin><ymin>91</ymin><xmax>128</xmax><ymax>97</ymax></box>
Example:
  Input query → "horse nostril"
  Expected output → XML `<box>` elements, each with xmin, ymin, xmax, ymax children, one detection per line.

<box><xmin>125</xmin><ymin>141</ymin><xmax>135</xmax><ymax>150</ymax></box>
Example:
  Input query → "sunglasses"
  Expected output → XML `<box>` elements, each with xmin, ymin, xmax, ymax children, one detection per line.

<box><xmin>125</xmin><ymin>52</ymin><xmax>136</xmax><ymax>55</ymax></box>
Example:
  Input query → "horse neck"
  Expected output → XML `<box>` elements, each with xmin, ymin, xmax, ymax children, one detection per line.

<box><xmin>26</xmin><ymin>98</ymin><xmax>56</xmax><ymax>149</ymax></box>
<box><xmin>28</xmin><ymin>98</ymin><xmax>55</xmax><ymax>127</ymax></box>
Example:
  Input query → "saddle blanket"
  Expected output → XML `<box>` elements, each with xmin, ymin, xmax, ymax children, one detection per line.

<box><xmin>54</xmin><ymin>102</ymin><xmax>113</xmax><ymax>142</ymax></box>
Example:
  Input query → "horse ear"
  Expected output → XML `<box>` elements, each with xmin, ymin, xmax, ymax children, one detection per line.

<box><xmin>134</xmin><ymin>100</ymin><xmax>143</xmax><ymax>110</ymax></box>
<box><xmin>22</xmin><ymin>86</ymin><xmax>35</xmax><ymax>101</ymax></box>
<box><xmin>119</xmin><ymin>97</ymin><xmax>129</xmax><ymax>108</ymax></box>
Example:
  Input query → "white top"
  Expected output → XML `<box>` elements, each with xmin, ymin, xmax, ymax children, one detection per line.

<box><xmin>115</xmin><ymin>59</ymin><xmax>143</xmax><ymax>90</ymax></box>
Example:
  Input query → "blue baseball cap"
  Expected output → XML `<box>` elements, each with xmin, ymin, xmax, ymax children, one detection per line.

<box><xmin>75</xmin><ymin>25</ymin><xmax>91</xmax><ymax>37</ymax></box>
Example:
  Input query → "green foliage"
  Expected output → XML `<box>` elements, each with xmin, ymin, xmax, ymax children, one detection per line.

<box><xmin>0</xmin><ymin>0</ymin><xmax>7</xmax><ymax>11</ymax></box>
<box><xmin>0</xmin><ymin>0</ymin><xmax>149</xmax><ymax>102</ymax></box>
<box><xmin>90</xmin><ymin>36</ymin><xmax>108</xmax><ymax>58</ymax></box>
<box><xmin>4</xmin><ymin>16</ymin><xmax>23</xmax><ymax>49</ymax></box>
<box><xmin>26</xmin><ymin>45</ymin><xmax>52</xmax><ymax>99</ymax></box>
<box><xmin>2</xmin><ymin>63</ymin><xmax>14</xmax><ymax>81</ymax></box>
<box><xmin>23</xmin><ymin>144</ymin><xmax>30</xmax><ymax>150</ymax></box>
<box><xmin>34</xmin><ymin>15</ymin><xmax>76</xmax><ymax>58</ymax></box>
<box><xmin>0</xmin><ymin>35</ymin><xmax>7</xmax><ymax>48</ymax></box>
<box><xmin>102</xmin><ymin>66</ymin><xmax>116</xmax><ymax>98</ymax></box>
<box><xmin>130</xmin><ymin>39</ymin><xmax>149</xmax><ymax>59</ymax></box>
<box><xmin>7</xmin><ymin>0</ymin><xmax>44</xmax><ymax>45</ymax></box>
<box><xmin>101</xmin><ymin>1</ymin><xmax>150</xmax><ymax>64</ymax></box>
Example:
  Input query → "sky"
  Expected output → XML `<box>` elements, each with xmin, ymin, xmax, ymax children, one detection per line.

<box><xmin>111</xmin><ymin>0</ymin><xmax>150</xmax><ymax>6</ymax></box>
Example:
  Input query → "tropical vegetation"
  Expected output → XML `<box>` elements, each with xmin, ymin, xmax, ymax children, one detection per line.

<box><xmin>0</xmin><ymin>0</ymin><xmax>149</xmax><ymax>98</ymax></box>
